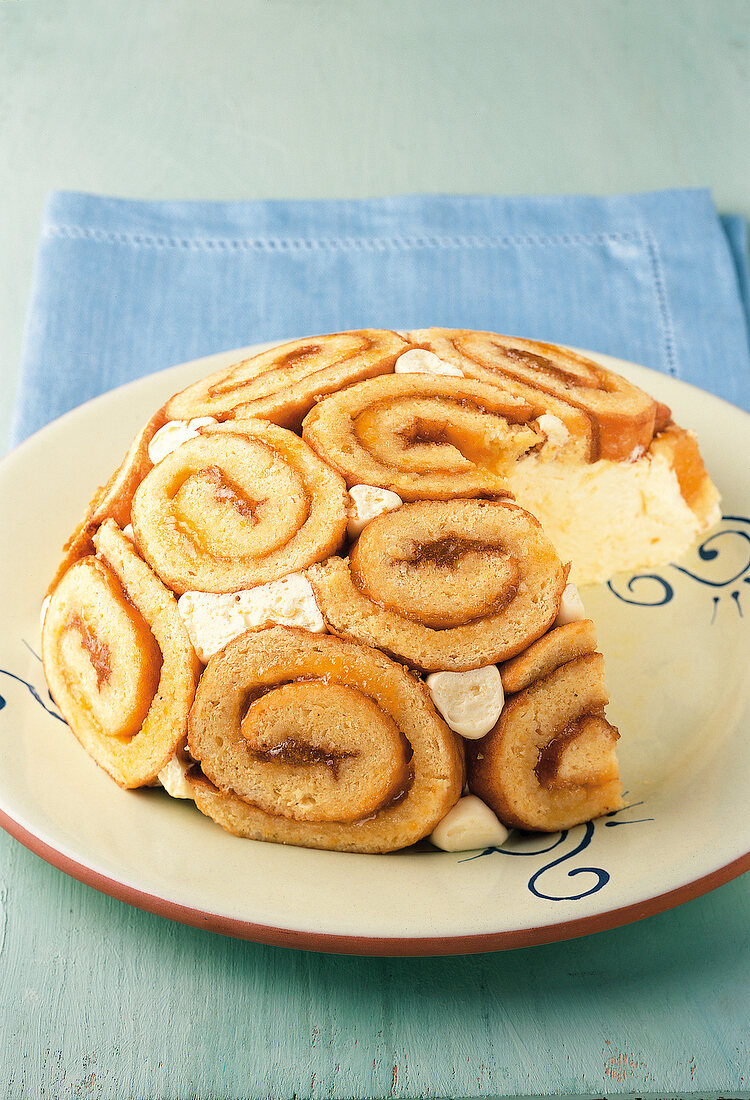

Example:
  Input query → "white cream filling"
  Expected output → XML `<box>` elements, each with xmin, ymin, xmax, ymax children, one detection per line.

<box><xmin>158</xmin><ymin>754</ymin><xmax>195</xmax><ymax>800</ymax></box>
<box><xmin>177</xmin><ymin>573</ymin><xmax>325</xmax><ymax>662</ymax></box>
<box><xmin>148</xmin><ymin>416</ymin><xmax>218</xmax><ymax>464</ymax></box>
<box><xmin>555</xmin><ymin>582</ymin><xmax>586</xmax><ymax>627</ymax></box>
<box><xmin>534</xmin><ymin>413</ymin><xmax>570</xmax><ymax>452</ymax></box>
<box><xmin>347</xmin><ymin>484</ymin><xmax>403</xmax><ymax>538</ymax></box>
<box><xmin>394</xmin><ymin>349</ymin><xmax>464</xmax><ymax>377</ymax></box>
<box><xmin>430</xmin><ymin>795</ymin><xmax>509</xmax><ymax>852</ymax></box>
<box><xmin>426</xmin><ymin>666</ymin><xmax>504</xmax><ymax>740</ymax></box>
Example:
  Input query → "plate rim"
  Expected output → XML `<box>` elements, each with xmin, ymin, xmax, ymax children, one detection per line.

<box><xmin>4</xmin><ymin>801</ymin><xmax>749</xmax><ymax>954</ymax></box>
<box><xmin>3</xmin><ymin>339</ymin><xmax>750</xmax><ymax>956</ymax></box>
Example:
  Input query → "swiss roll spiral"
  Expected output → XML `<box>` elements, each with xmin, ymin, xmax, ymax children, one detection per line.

<box><xmin>309</xmin><ymin>499</ymin><xmax>568</xmax><ymax>671</ymax></box>
<box><xmin>409</xmin><ymin>328</ymin><xmax>671</xmax><ymax>460</ymax></box>
<box><xmin>466</xmin><ymin>622</ymin><xmax>624</xmax><ymax>831</ymax></box>
<box><xmin>187</xmin><ymin>626</ymin><xmax>465</xmax><ymax>852</ymax></box>
<box><xmin>165</xmin><ymin>330</ymin><xmax>408</xmax><ymax>430</ymax></box>
<box><xmin>42</xmin><ymin>520</ymin><xmax>201</xmax><ymax>787</ymax></box>
<box><xmin>130</xmin><ymin>419</ymin><xmax>348</xmax><ymax>593</ymax></box>
<box><xmin>302</xmin><ymin>373</ymin><xmax>541</xmax><ymax>499</ymax></box>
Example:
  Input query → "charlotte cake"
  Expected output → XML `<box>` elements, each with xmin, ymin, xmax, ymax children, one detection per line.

<box><xmin>41</xmin><ymin>329</ymin><xmax>720</xmax><ymax>852</ymax></box>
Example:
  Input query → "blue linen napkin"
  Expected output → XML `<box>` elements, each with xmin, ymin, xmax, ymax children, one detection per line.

<box><xmin>12</xmin><ymin>187</ymin><xmax>750</xmax><ymax>446</ymax></box>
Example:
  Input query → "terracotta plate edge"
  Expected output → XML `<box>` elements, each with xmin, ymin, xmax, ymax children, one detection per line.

<box><xmin>2</xmin><ymin>804</ymin><xmax>749</xmax><ymax>956</ymax></box>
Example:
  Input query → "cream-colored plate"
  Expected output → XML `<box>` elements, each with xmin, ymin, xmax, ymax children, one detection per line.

<box><xmin>1</xmin><ymin>346</ymin><xmax>749</xmax><ymax>955</ymax></box>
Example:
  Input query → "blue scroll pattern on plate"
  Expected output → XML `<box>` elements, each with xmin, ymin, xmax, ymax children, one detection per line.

<box><xmin>0</xmin><ymin>641</ymin><xmax>64</xmax><ymax>723</ymax></box>
<box><xmin>607</xmin><ymin>514</ymin><xmax>750</xmax><ymax>621</ymax></box>
<box><xmin>458</xmin><ymin>802</ymin><xmax>653</xmax><ymax>901</ymax></box>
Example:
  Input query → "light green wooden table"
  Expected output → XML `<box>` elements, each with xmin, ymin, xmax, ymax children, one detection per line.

<box><xmin>2</xmin><ymin>3</ymin><xmax>750</xmax><ymax>1098</ymax></box>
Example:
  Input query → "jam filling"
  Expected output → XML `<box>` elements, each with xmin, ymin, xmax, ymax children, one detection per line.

<box><xmin>277</xmin><ymin>343</ymin><xmax>324</xmax><ymax>368</ymax></box>
<box><xmin>405</xmin><ymin>536</ymin><xmax>501</xmax><ymax>569</ymax></box>
<box><xmin>67</xmin><ymin>614</ymin><xmax>112</xmax><ymax>689</ymax></box>
<box><xmin>251</xmin><ymin>738</ymin><xmax>358</xmax><ymax>780</ymax></box>
<box><xmin>495</xmin><ymin>345</ymin><xmax>608</xmax><ymax>393</ymax></box>
<box><xmin>399</xmin><ymin>417</ymin><xmax>449</xmax><ymax>448</ymax></box>
<box><xmin>535</xmin><ymin>711</ymin><xmax>610</xmax><ymax>789</ymax></box>
<box><xmin>201</xmin><ymin>465</ymin><xmax>259</xmax><ymax>521</ymax></box>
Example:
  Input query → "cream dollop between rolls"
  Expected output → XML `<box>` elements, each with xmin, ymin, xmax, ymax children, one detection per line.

<box><xmin>426</xmin><ymin>666</ymin><xmax>505</xmax><ymax>740</ymax></box>
<box><xmin>394</xmin><ymin>348</ymin><xmax>464</xmax><ymax>377</ymax></box>
<box><xmin>158</xmin><ymin>754</ymin><xmax>195</xmax><ymax>800</ymax></box>
<box><xmin>429</xmin><ymin>795</ymin><xmax>510</xmax><ymax>852</ymax></box>
<box><xmin>177</xmin><ymin>573</ymin><xmax>325</xmax><ymax>662</ymax></box>
<box><xmin>147</xmin><ymin>417</ymin><xmax>218</xmax><ymax>464</ymax></box>
<box><xmin>347</xmin><ymin>484</ymin><xmax>403</xmax><ymax>538</ymax></box>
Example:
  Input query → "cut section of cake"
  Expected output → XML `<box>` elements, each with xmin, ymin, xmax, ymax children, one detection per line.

<box><xmin>404</xmin><ymin>329</ymin><xmax>720</xmax><ymax>584</ymax></box>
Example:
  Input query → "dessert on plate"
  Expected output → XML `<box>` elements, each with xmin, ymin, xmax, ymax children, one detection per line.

<box><xmin>41</xmin><ymin>329</ymin><xmax>720</xmax><ymax>852</ymax></box>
